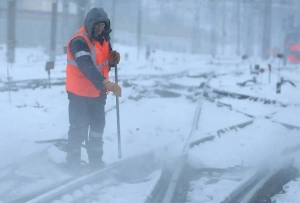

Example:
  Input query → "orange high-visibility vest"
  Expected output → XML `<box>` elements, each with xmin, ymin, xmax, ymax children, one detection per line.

<box><xmin>66</xmin><ymin>27</ymin><xmax>110</xmax><ymax>97</ymax></box>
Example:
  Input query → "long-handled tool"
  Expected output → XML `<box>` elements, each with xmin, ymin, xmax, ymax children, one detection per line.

<box><xmin>114</xmin><ymin>53</ymin><xmax>122</xmax><ymax>159</ymax></box>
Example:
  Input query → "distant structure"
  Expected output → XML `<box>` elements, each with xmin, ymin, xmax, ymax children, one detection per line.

<box><xmin>0</xmin><ymin>0</ymin><xmax>299</xmax><ymax>59</ymax></box>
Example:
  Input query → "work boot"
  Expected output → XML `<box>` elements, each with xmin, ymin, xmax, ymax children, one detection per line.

<box><xmin>65</xmin><ymin>150</ymin><xmax>81</xmax><ymax>176</ymax></box>
<box><xmin>57</xmin><ymin>161</ymin><xmax>81</xmax><ymax>176</ymax></box>
<box><xmin>86</xmin><ymin>138</ymin><xmax>104</xmax><ymax>171</ymax></box>
<box><xmin>78</xmin><ymin>160</ymin><xmax>92</xmax><ymax>174</ymax></box>
<box><xmin>89</xmin><ymin>160</ymin><xmax>105</xmax><ymax>172</ymax></box>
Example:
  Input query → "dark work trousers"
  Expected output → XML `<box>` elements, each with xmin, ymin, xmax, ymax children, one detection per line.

<box><xmin>66</xmin><ymin>91</ymin><xmax>106</xmax><ymax>167</ymax></box>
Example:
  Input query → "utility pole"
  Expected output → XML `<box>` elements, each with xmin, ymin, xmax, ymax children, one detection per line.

<box><xmin>77</xmin><ymin>0</ymin><xmax>87</xmax><ymax>29</ymax></box>
<box><xmin>210</xmin><ymin>0</ymin><xmax>217</xmax><ymax>57</ymax></box>
<box><xmin>137</xmin><ymin>0</ymin><xmax>142</xmax><ymax>60</ymax></box>
<box><xmin>7</xmin><ymin>0</ymin><xmax>16</xmax><ymax>104</ymax></box>
<box><xmin>7</xmin><ymin>0</ymin><xmax>16</xmax><ymax>64</ymax></box>
<box><xmin>192</xmin><ymin>0</ymin><xmax>201</xmax><ymax>54</ymax></box>
<box><xmin>296</xmin><ymin>0</ymin><xmax>300</xmax><ymax>26</ymax></box>
<box><xmin>236</xmin><ymin>0</ymin><xmax>241</xmax><ymax>56</ymax></box>
<box><xmin>49</xmin><ymin>0</ymin><xmax>58</xmax><ymax>63</ymax></box>
<box><xmin>62</xmin><ymin>0</ymin><xmax>69</xmax><ymax>46</ymax></box>
<box><xmin>244</xmin><ymin>0</ymin><xmax>254</xmax><ymax>57</ymax></box>
<box><xmin>46</xmin><ymin>0</ymin><xmax>58</xmax><ymax>89</ymax></box>
<box><xmin>221</xmin><ymin>0</ymin><xmax>226</xmax><ymax>55</ymax></box>
<box><xmin>261</xmin><ymin>0</ymin><xmax>272</xmax><ymax>59</ymax></box>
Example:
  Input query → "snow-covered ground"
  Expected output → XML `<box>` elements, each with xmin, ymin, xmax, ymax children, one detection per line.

<box><xmin>0</xmin><ymin>44</ymin><xmax>300</xmax><ymax>202</ymax></box>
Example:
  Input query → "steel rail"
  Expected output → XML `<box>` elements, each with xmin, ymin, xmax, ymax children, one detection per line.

<box><xmin>221</xmin><ymin>158</ymin><xmax>296</xmax><ymax>203</ymax></box>
<box><xmin>6</xmin><ymin>70</ymin><xmax>297</xmax><ymax>203</ymax></box>
<box><xmin>161</xmin><ymin>72</ymin><xmax>215</xmax><ymax>203</ymax></box>
<box><xmin>9</xmin><ymin>150</ymin><xmax>160</xmax><ymax>203</ymax></box>
<box><xmin>205</xmin><ymin>90</ymin><xmax>300</xmax><ymax>130</ymax></box>
<box><xmin>210</xmin><ymin>87</ymin><xmax>300</xmax><ymax>107</ymax></box>
<box><xmin>2</xmin><ymin>70</ymin><xmax>212</xmax><ymax>203</ymax></box>
<box><xmin>131</xmin><ymin>72</ymin><xmax>216</xmax><ymax>203</ymax></box>
<box><xmin>189</xmin><ymin>120</ymin><xmax>254</xmax><ymax>148</ymax></box>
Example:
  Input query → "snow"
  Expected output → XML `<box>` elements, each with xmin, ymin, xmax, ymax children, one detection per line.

<box><xmin>209</xmin><ymin>63</ymin><xmax>300</xmax><ymax>104</ymax></box>
<box><xmin>272</xmin><ymin>178</ymin><xmax>300</xmax><ymax>203</ymax></box>
<box><xmin>189</xmin><ymin>118</ymin><xmax>299</xmax><ymax>168</ymax></box>
<box><xmin>0</xmin><ymin>44</ymin><xmax>300</xmax><ymax>202</ymax></box>
<box><xmin>187</xmin><ymin>177</ymin><xmax>239</xmax><ymax>203</ymax></box>
<box><xmin>272</xmin><ymin>108</ymin><xmax>300</xmax><ymax>127</ymax></box>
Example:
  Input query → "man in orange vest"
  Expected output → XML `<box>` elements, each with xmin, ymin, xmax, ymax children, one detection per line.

<box><xmin>65</xmin><ymin>7</ymin><xmax>121</xmax><ymax>171</ymax></box>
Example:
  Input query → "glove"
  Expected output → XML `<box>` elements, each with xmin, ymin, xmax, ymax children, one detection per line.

<box><xmin>102</xmin><ymin>79</ymin><xmax>121</xmax><ymax>97</ymax></box>
<box><xmin>109</xmin><ymin>50</ymin><xmax>120</xmax><ymax>66</ymax></box>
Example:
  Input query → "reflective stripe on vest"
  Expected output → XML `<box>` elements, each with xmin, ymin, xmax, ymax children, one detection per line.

<box><xmin>67</xmin><ymin>58</ymin><xmax>109</xmax><ymax>70</ymax></box>
<box><xmin>67</xmin><ymin>30</ymin><xmax>109</xmax><ymax>71</ymax></box>
<box><xmin>75</xmin><ymin>50</ymin><xmax>90</xmax><ymax>58</ymax></box>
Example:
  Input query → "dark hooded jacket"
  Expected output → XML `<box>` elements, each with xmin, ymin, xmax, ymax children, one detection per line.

<box><xmin>69</xmin><ymin>8</ymin><xmax>112</xmax><ymax>92</ymax></box>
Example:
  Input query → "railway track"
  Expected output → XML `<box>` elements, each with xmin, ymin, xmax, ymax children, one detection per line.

<box><xmin>1</xmin><ymin>70</ymin><xmax>299</xmax><ymax>203</ymax></box>
<box><xmin>160</xmin><ymin>84</ymin><xmax>300</xmax><ymax>203</ymax></box>
<box><xmin>0</xmin><ymin>71</ymin><xmax>195</xmax><ymax>92</ymax></box>
<box><xmin>175</xmin><ymin>122</ymin><xmax>299</xmax><ymax>203</ymax></box>
<box><xmin>209</xmin><ymin>87</ymin><xmax>300</xmax><ymax>107</ymax></box>
<box><xmin>0</xmin><ymin>71</ymin><xmax>212</xmax><ymax>203</ymax></box>
<box><xmin>6</xmin><ymin>150</ymin><xmax>162</xmax><ymax>203</ymax></box>
<box><xmin>204</xmin><ymin>87</ymin><xmax>300</xmax><ymax>131</ymax></box>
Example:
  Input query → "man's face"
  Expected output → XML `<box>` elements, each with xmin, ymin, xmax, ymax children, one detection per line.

<box><xmin>93</xmin><ymin>22</ymin><xmax>105</xmax><ymax>36</ymax></box>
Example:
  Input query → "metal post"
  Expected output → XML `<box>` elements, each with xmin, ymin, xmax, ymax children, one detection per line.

<box><xmin>296</xmin><ymin>0</ymin><xmax>300</xmax><ymax>26</ymax></box>
<box><xmin>62</xmin><ymin>0</ymin><xmax>69</xmax><ymax>45</ymax></box>
<box><xmin>245</xmin><ymin>0</ymin><xmax>254</xmax><ymax>57</ymax></box>
<box><xmin>137</xmin><ymin>0</ymin><xmax>142</xmax><ymax>60</ymax></box>
<box><xmin>221</xmin><ymin>0</ymin><xmax>226</xmax><ymax>55</ymax></box>
<box><xmin>277</xmin><ymin>59</ymin><xmax>280</xmax><ymax>81</ymax></box>
<box><xmin>192</xmin><ymin>0</ymin><xmax>201</xmax><ymax>54</ymax></box>
<box><xmin>48</xmin><ymin>70</ymin><xmax>51</xmax><ymax>88</ymax></box>
<box><xmin>109</xmin><ymin>40</ymin><xmax>122</xmax><ymax>159</ymax></box>
<box><xmin>7</xmin><ymin>0</ymin><xmax>16</xmax><ymax>104</ymax></box>
<box><xmin>77</xmin><ymin>0</ymin><xmax>86</xmax><ymax>29</ymax></box>
<box><xmin>268</xmin><ymin>64</ymin><xmax>271</xmax><ymax>84</ymax></box>
<box><xmin>210</xmin><ymin>0</ymin><xmax>217</xmax><ymax>57</ymax></box>
<box><xmin>236</xmin><ymin>0</ymin><xmax>241</xmax><ymax>56</ymax></box>
<box><xmin>276</xmin><ymin>82</ymin><xmax>281</xmax><ymax>93</ymax></box>
<box><xmin>114</xmin><ymin>64</ymin><xmax>122</xmax><ymax>159</ymax></box>
<box><xmin>48</xmin><ymin>0</ymin><xmax>58</xmax><ymax>88</ymax></box>
<box><xmin>7</xmin><ymin>0</ymin><xmax>16</xmax><ymax>64</ymax></box>
<box><xmin>261</xmin><ymin>0</ymin><xmax>272</xmax><ymax>59</ymax></box>
<box><xmin>50</xmin><ymin>0</ymin><xmax>57</xmax><ymax>62</ymax></box>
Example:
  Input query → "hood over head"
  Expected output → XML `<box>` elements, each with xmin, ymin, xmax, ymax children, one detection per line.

<box><xmin>84</xmin><ymin>7</ymin><xmax>111</xmax><ymax>37</ymax></box>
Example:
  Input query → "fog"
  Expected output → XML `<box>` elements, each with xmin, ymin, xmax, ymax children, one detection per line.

<box><xmin>0</xmin><ymin>0</ymin><xmax>300</xmax><ymax>202</ymax></box>
<box><xmin>1</xmin><ymin>0</ymin><xmax>299</xmax><ymax>59</ymax></box>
